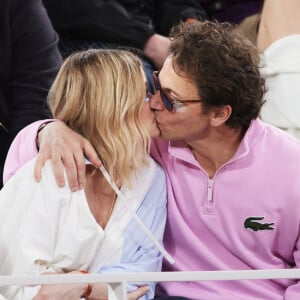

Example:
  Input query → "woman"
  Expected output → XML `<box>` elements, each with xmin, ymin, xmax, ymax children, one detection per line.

<box><xmin>0</xmin><ymin>49</ymin><xmax>167</xmax><ymax>299</ymax></box>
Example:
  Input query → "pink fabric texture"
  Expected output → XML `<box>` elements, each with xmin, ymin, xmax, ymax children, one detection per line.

<box><xmin>3</xmin><ymin>120</ymin><xmax>52</xmax><ymax>184</ymax></box>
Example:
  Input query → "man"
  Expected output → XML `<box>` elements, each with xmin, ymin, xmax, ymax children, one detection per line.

<box><xmin>147</xmin><ymin>19</ymin><xmax>300</xmax><ymax>299</ymax></box>
<box><xmin>4</xmin><ymin>1</ymin><xmax>300</xmax><ymax>299</ymax></box>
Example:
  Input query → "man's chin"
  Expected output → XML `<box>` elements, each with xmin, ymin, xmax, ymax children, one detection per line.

<box><xmin>159</xmin><ymin>131</ymin><xmax>171</xmax><ymax>141</ymax></box>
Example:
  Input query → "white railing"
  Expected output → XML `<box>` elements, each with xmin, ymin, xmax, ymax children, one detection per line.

<box><xmin>1</xmin><ymin>269</ymin><xmax>300</xmax><ymax>299</ymax></box>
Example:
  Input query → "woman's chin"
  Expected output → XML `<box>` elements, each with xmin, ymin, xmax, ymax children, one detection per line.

<box><xmin>150</xmin><ymin>125</ymin><xmax>160</xmax><ymax>138</ymax></box>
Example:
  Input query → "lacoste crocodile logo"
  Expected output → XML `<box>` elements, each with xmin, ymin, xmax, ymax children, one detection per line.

<box><xmin>244</xmin><ymin>217</ymin><xmax>274</xmax><ymax>231</ymax></box>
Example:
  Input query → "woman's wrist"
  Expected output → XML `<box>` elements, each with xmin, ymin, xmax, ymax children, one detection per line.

<box><xmin>79</xmin><ymin>270</ymin><xmax>93</xmax><ymax>298</ymax></box>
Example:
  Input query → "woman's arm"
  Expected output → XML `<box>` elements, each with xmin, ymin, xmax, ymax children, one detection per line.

<box><xmin>0</xmin><ymin>159</ymin><xmax>63</xmax><ymax>299</ymax></box>
<box><xmin>33</xmin><ymin>272</ymin><xmax>87</xmax><ymax>300</ymax></box>
<box><xmin>34</xmin><ymin>276</ymin><xmax>149</xmax><ymax>300</ymax></box>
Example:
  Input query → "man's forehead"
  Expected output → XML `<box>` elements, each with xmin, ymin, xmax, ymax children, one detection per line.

<box><xmin>160</xmin><ymin>59</ymin><xmax>195</xmax><ymax>88</ymax></box>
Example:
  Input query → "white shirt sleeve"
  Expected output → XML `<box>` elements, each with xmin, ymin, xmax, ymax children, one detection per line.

<box><xmin>0</xmin><ymin>159</ymin><xmax>67</xmax><ymax>299</ymax></box>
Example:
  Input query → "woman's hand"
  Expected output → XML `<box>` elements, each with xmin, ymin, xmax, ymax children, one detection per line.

<box><xmin>35</xmin><ymin>121</ymin><xmax>101</xmax><ymax>191</ymax></box>
<box><xmin>127</xmin><ymin>286</ymin><xmax>149</xmax><ymax>300</ymax></box>
<box><xmin>33</xmin><ymin>282</ymin><xmax>87</xmax><ymax>300</ymax></box>
<box><xmin>33</xmin><ymin>274</ymin><xmax>149</xmax><ymax>300</ymax></box>
<box><xmin>32</xmin><ymin>271</ymin><xmax>88</xmax><ymax>300</ymax></box>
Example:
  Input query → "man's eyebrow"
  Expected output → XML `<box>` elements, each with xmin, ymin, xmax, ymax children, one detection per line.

<box><xmin>158</xmin><ymin>75</ymin><xmax>184</xmax><ymax>99</ymax></box>
<box><xmin>161</xmin><ymin>86</ymin><xmax>183</xmax><ymax>99</ymax></box>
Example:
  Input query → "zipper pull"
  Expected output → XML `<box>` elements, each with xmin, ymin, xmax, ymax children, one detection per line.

<box><xmin>207</xmin><ymin>179</ymin><xmax>214</xmax><ymax>202</ymax></box>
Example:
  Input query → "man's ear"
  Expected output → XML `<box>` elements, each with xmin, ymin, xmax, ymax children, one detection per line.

<box><xmin>209</xmin><ymin>105</ymin><xmax>232</xmax><ymax>127</ymax></box>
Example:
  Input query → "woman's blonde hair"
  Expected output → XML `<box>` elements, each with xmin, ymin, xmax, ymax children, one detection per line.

<box><xmin>48</xmin><ymin>49</ymin><xmax>150</xmax><ymax>187</ymax></box>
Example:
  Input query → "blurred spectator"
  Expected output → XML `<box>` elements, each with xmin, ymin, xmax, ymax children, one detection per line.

<box><xmin>41</xmin><ymin>0</ymin><xmax>207</xmax><ymax>91</ymax></box>
<box><xmin>42</xmin><ymin>0</ymin><xmax>207</xmax><ymax>64</ymax></box>
<box><xmin>200</xmin><ymin>0</ymin><xmax>263</xmax><ymax>24</ymax></box>
<box><xmin>257</xmin><ymin>0</ymin><xmax>300</xmax><ymax>139</ymax></box>
<box><xmin>238</xmin><ymin>0</ymin><xmax>300</xmax><ymax>139</ymax></box>
<box><xmin>0</xmin><ymin>0</ymin><xmax>62</xmax><ymax>186</ymax></box>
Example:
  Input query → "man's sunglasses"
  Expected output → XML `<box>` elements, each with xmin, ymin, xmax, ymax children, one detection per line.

<box><xmin>152</xmin><ymin>71</ymin><xmax>202</xmax><ymax>111</ymax></box>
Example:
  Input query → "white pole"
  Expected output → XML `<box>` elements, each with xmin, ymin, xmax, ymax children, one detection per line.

<box><xmin>1</xmin><ymin>269</ymin><xmax>300</xmax><ymax>286</ymax></box>
<box><xmin>108</xmin><ymin>282</ymin><xmax>127</xmax><ymax>300</ymax></box>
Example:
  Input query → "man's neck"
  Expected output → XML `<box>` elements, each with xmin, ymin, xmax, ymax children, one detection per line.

<box><xmin>187</xmin><ymin>126</ymin><xmax>244</xmax><ymax>178</ymax></box>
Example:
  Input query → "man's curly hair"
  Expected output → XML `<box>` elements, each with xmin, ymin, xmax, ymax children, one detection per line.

<box><xmin>170</xmin><ymin>21</ymin><xmax>265</xmax><ymax>131</ymax></box>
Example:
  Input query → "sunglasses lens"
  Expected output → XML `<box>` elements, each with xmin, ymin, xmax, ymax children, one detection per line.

<box><xmin>161</xmin><ymin>91</ymin><xmax>173</xmax><ymax>111</ymax></box>
<box><xmin>153</xmin><ymin>72</ymin><xmax>173</xmax><ymax>111</ymax></box>
<box><xmin>153</xmin><ymin>72</ymin><xmax>159</xmax><ymax>91</ymax></box>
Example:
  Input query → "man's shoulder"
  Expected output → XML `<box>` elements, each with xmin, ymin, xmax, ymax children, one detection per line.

<box><xmin>253</xmin><ymin>122</ymin><xmax>300</xmax><ymax>168</ymax></box>
<box><xmin>264</xmin><ymin>122</ymin><xmax>300</xmax><ymax>150</ymax></box>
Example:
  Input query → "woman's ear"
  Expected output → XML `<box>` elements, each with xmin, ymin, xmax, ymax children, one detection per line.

<box><xmin>209</xmin><ymin>105</ymin><xmax>232</xmax><ymax>127</ymax></box>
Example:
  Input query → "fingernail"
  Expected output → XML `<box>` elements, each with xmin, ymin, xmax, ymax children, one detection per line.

<box><xmin>70</xmin><ymin>185</ymin><xmax>78</xmax><ymax>192</ymax></box>
<box><xmin>58</xmin><ymin>182</ymin><xmax>65</xmax><ymax>188</ymax></box>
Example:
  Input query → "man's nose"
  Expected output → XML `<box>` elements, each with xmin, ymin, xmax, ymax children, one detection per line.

<box><xmin>150</xmin><ymin>90</ymin><xmax>164</xmax><ymax>110</ymax></box>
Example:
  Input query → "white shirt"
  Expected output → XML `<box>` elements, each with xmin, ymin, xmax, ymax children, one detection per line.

<box><xmin>0</xmin><ymin>157</ymin><xmax>167</xmax><ymax>299</ymax></box>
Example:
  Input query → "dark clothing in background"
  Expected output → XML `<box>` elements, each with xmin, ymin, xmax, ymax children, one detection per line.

<box><xmin>200</xmin><ymin>0</ymin><xmax>263</xmax><ymax>24</ymax></box>
<box><xmin>0</xmin><ymin>0</ymin><xmax>62</xmax><ymax>185</ymax></box>
<box><xmin>41</xmin><ymin>0</ymin><xmax>207</xmax><ymax>95</ymax></box>
<box><xmin>42</xmin><ymin>0</ymin><xmax>207</xmax><ymax>50</ymax></box>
